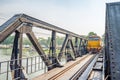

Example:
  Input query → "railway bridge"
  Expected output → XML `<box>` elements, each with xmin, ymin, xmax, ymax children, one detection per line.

<box><xmin>0</xmin><ymin>2</ymin><xmax>120</xmax><ymax>80</ymax></box>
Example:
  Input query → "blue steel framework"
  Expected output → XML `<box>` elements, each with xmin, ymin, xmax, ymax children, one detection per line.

<box><xmin>105</xmin><ymin>2</ymin><xmax>120</xmax><ymax>80</ymax></box>
<box><xmin>0</xmin><ymin>14</ymin><xmax>87</xmax><ymax>79</ymax></box>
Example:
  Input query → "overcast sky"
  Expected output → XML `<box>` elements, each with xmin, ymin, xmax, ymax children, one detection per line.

<box><xmin>0</xmin><ymin>0</ymin><xmax>120</xmax><ymax>36</ymax></box>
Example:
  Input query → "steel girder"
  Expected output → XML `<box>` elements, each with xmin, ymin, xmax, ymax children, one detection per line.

<box><xmin>0</xmin><ymin>14</ymin><xmax>85</xmax><ymax>43</ymax></box>
<box><xmin>19</xmin><ymin>24</ymin><xmax>54</xmax><ymax>69</ymax></box>
<box><xmin>78</xmin><ymin>38</ymin><xmax>82</xmax><ymax>56</ymax></box>
<box><xmin>48</xmin><ymin>31</ymin><xmax>62</xmax><ymax>70</ymax></box>
<box><xmin>75</xmin><ymin>37</ymin><xmax>79</xmax><ymax>57</ymax></box>
<box><xmin>105</xmin><ymin>2</ymin><xmax>120</xmax><ymax>80</ymax></box>
<box><xmin>58</xmin><ymin>34</ymin><xmax>69</xmax><ymax>60</ymax></box>
<box><xmin>58</xmin><ymin>34</ymin><xmax>78</xmax><ymax>61</ymax></box>
<box><xmin>10</xmin><ymin>31</ymin><xmax>26</xmax><ymax>79</ymax></box>
<box><xmin>0</xmin><ymin>14</ymin><xmax>87</xmax><ymax>71</ymax></box>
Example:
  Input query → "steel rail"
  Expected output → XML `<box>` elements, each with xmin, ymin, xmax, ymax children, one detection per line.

<box><xmin>70</xmin><ymin>54</ymin><xmax>96</xmax><ymax>80</ymax></box>
<box><xmin>77</xmin><ymin>54</ymin><xmax>99</xmax><ymax>80</ymax></box>
<box><xmin>48</xmin><ymin>54</ymin><xmax>92</xmax><ymax>80</ymax></box>
<box><xmin>87</xmin><ymin>53</ymin><xmax>104</xmax><ymax>80</ymax></box>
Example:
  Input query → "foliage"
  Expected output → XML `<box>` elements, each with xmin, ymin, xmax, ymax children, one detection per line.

<box><xmin>88</xmin><ymin>32</ymin><xmax>97</xmax><ymax>36</ymax></box>
<box><xmin>56</xmin><ymin>36</ymin><xmax>64</xmax><ymax>46</ymax></box>
<box><xmin>38</xmin><ymin>36</ymin><xmax>64</xmax><ymax>47</ymax></box>
<box><xmin>86</xmin><ymin>32</ymin><xmax>97</xmax><ymax>39</ymax></box>
<box><xmin>1</xmin><ymin>36</ymin><xmax>14</xmax><ymax>45</ymax></box>
<box><xmin>1</xmin><ymin>35</ymin><xmax>65</xmax><ymax>48</ymax></box>
<box><xmin>38</xmin><ymin>38</ymin><xmax>49</xmax><ymax>47</ymax></box>
<box><xmin>23</xmin><ymin>37</ymin><xmax>32</xmax><ymax>45</ymax></box>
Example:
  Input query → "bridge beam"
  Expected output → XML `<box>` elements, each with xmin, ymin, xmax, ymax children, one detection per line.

<box><xmin>81</xmin><ymin>39</ymin><xmax>87</xmax><ymax>55</ymax></box>
<box><xmin>25</xmin><ymin>27</ymin><xmax>51</xmax><ymax>67</ymax></box>
<box><xmin>58</xmin><ymin>34</ymin><xmax>69</xmax><ymax>60</ymax></box>
<box><xmin>78</xmin><ymin>38</ymin><xmax>82</xmax><ymax>56</ymax></box>
<box><xmin>48</xmin><ymin>31</ymin><xmax>62</xmax><ymax>70</ymax></box>
<box><xmin>69</xmin><ymin>39</ymin><xmax>76</xmax><ymax>59</ymax></box>
<box><xmin>0</xmin><ymin>15</ymin><xmax>22</xmax><ymax>43</ymax></box>
<box><xmin>0</xmin><ymin>13</ymin><xmax>88</xmax><ymax>74</ymax></box>
<box><xmin>66</xmin><ymin>39</ymin><xmax>76</xmax><ymax>62</ymax></box>
<box><xmin>58</xmin><ymin>34</ymin><xmax>76</xmax><ymax>61</ymax></box>
<box><xmin>10</xmin><ymin>31</ymin><xmax>26</xmax><ymax>79</ymax></box>
<box><xmin>75</xmin><ymin>37</ymin><xmax>79</xmax><ymax>57</ymax></box>
<box><xmin>51</xmin><ymin>31</ymin><xmax>57</xmax><ymax>64</ymax></box>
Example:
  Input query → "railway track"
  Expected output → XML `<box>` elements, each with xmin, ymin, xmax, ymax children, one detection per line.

<box><xmin>70</xmin><ymin>54</ymin><xmax>96</xmax><ymax>80</ymax></box>
<box><xmin>88</xmin><ymin>53</ymin><xmax>104</xmax><ymax>80</ymax></box>
<box><xmin>48</xmin><ymin>54</ymin><xmax>97</xmax><ymax>80</ymax></box>
<box><xmin>76</xmin><ymin>53</ymin><xmax>104</xmax><ymax>80</ymax></box>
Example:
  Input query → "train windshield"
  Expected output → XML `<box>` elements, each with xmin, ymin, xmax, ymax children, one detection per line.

<box><xmin>88</xmin><ymin>37</ymin><xmax>99</xmax><ymax>41</ymax></box>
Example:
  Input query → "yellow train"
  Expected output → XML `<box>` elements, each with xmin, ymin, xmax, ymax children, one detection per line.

<box><xmin>87</xmin><ymin>36</ymin><xmax>101</xmax><ymax>53</ymax></box>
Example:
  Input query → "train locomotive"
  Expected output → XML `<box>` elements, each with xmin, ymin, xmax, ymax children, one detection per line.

<box><xmin>87</xmin><ymin>36</ymin><xmax>101</xmax><ymax>53</ymax></box>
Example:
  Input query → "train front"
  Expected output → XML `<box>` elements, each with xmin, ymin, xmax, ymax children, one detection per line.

<box><xmin>87</xmin><ymin>36</ymin><xmax>101</xmax><ymax>53</ymax></box>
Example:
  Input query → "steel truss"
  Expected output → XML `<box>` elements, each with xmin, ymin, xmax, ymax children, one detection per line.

<box><xmin>0</xmin><ymin>14</ymin><xmax>87</xmax><ymax>79</ymax></box>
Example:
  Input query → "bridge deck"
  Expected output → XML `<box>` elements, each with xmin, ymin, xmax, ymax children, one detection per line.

<box><xmin>33</xmin><ymin>54</ymin><xmax>94</xmax><ymax>80</ymax></box>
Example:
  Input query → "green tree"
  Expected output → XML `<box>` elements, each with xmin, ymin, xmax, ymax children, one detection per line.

<box><xmin>56</xmin><ymin>36</ymin><xmax>64</xmax><ymax>46</ymax></box>
<box><xmin>88</xmin><ymin>32</ymin><xmax>97</xmax><ymax>36</ymax></box>
<box><xmin>47</xmin><ymin>37</ymin><xmax>51</xmax><ymax>47</ymax></box>
<box><xmin>2</xmin><ymin>36</ymin><xmax>14</xmax><ymax>45</ymax></box>
<box><xmin>86</xmin><ymin>32</ymin><xmax>97</xmax><ymax>39</ymax></box>
<box><xmin>23</xmin><ymin>38</ymin><xmax>32</xmax><ymax>45</ymax></box>
<box><xmin>38</xmin><ymin>38</ymin><xmax>48</xmax><ymax>47</ymax></box>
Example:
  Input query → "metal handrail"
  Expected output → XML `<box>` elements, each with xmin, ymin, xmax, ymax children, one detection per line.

<box><xmin>0</xmin><ymin>55</ymin><xmax>47</xmax><ymax>80</ymax></box>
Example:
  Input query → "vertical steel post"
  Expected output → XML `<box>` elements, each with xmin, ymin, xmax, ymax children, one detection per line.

<box><xmin>10</xmin><ymin>31</ymin><xmax>19</xmax><ymax>79</ymax></box>
<box><xmin>80</xmin><ymin>39</ymin><xmax>84</xmax><ymax>55</ymax></box>
<box><xmin>10</xmin><ymin>31</ymin><xmax>26</xmax><ymax>79</ymax></box>
<box><xmin>51</xmin><ymin>31</ymin><xmax>56</xmax><ymax>64</ymax></box>
<box><xmin>48</xmin><ymin>31</ymin><xmax>62</xmax><ymax>70</ymax></box>
<box><xmin>75</xmin><ymin>37</ymin><xmax>78</xmax><ymax>57</ymax></box>
<box><xmin>58</xmin><ymin>34</ymin><xmax>69</xmax><ymax>60</ymax></box>
<box><xmin>14</xmin><ymin>31</ymin><xmax>19</xmax><ymax>79</ymax></box>
<box><xmin>78</xmin><ymin>38</ymin><xmax>82</xmax><ymax>56</ymax></box>
<box><xmin>66</xmin><ymin>40</ymin><xmax>71</xmax><ymax>62</ymax></box>
<box><xmin>84</xmin><ymin>40</ymin><xmax>88</xmax><ymax>54</ymax></box>
<box><xmin>66</xmin><ymin>39</ymin><xmax>75</xmax><ymax>62</ymax></box>
<box><xmin>82</xmin><ymin>40</ymin><xmax>87</xmax><ymax>55</ymax></box>
<box><xmin>19</xmin><ymin>28</ymin><xmax>23</xmax><ymax>78</ymax></box>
